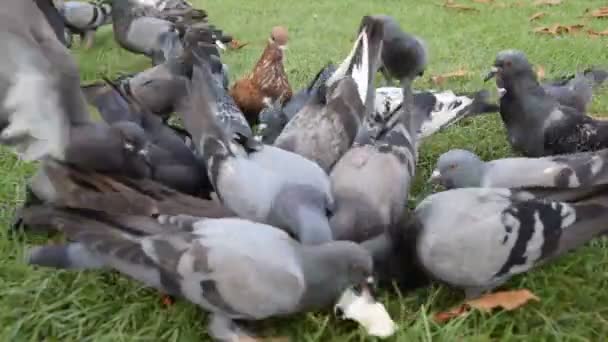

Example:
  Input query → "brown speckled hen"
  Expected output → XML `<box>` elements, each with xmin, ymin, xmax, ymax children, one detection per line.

<box><xmin>230</xmin><ymin>26</ymin><xmax>292</xmax><ymax>126</ymax></box>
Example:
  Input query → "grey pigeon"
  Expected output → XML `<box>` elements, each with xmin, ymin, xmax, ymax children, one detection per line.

<box><xmin>35</xmin><ymin>0</ymin><xmax>70</xmax><ymax>47</ymax></box>
<box><xmin>110</xmin><ymin>0</ymin><xmax>184</xmax><ymax>65</ymax></box>
<box><xmin>84</xmin><ymin>79</ymin><xmax>213</xmax><ymax>196</ymax></box>
<box><xmin>360</xmin><ymin>15</ymin><xmax>427</xmax><ymax>89</ymax></box>
<box><xmin>0</xmin><ymin>0</ymin><xmax>152</xmax><ymax>180</ymax></box>
<box><xmin>329</xmin><ymin>73</ymin><xmax>430</xmax><ymax>242</ymax></box>
<box><xmin>274</xmin><ymin>17</ymin><xmax>385</xmax><ymax>172</ymax></box>
<box><xmin>430</xmin><ymin>148</ymin><xmax>608</xmax><ymax>198</ymax></box>
<box><xmin>57</xmin><ymin>0</ymin><xmax>112</xmax><ymax>49</ymax></box>
<box><xmin>542</xmin><ymin>72</ymin><xmax>593</xmax><ymax>113</ymax></box>
<box><xmin>401</xmin><ymin>188</ymin><xmax>608</xmax><ymax>298</ymax></box>
<box><xmin>26</xmin><ymin>208</ymin><xmax>396</xmax><ymax>339</ymax></box>
<box><xmin>256</xmin><ymin>63</ymin><xmax>337</xmax><ymax>144</ymax></box>
<box><xmin>176</xmin><ymin>54</ymin><xmax>334</xmax><ymax>245</ymax></box>
<box><xmin>485</xmin><ymin>49</ymin><xmax>608</xmax><ymax>157</ymax></box>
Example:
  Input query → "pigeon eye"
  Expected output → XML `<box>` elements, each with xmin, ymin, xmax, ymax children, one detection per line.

<box><xmin>448</xmin><ymin>164</ymin><xmax>457</xmax><ymax>170</ymax></box>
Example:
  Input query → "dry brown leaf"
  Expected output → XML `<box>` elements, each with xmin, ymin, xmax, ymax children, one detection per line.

<box><xmin>431</xmin><ymin>69</ymin><xmax>470</xmax><ymax>86</ymax></box>
<box><xmin>434</xmin><ymin>290</ymin><xmax>540</xmax><ymax>323</ymax></box>
<box><xmin>587</xmin><ymin>29</ymin><xmax>608</xmax><ymax>37</ymax></box>
<box><xmin>534</xmin><ymin>23</ymin><xmax>585</xmax><ymax>35</ymax></box>
<box><xmin>535</xmin><ymin>65</ymin><xmax>546</xmax><ymax>79</ymax></box>
<box><xmin>587</xmin><ymin>7</ymin><xmax>608</xmax><ymax>18</ymax></box>
<box><xmin>443</xmin><ymin>0</ymin><xmax>479</xmax><ymax>11</ymax></box>
<box><xmin>229</xmin><ymin>39</ymin><xmax>249</xmax><ymax>49</ymax></box>
<box><xmin>529</xmin><ymin>12</ymin><xmax>546</xmax><ymax>21</ymax></box>
<box><xmin>534</xmin><ymin>0</ymin><xmax>561</xmax><ymax>6</ymax></box>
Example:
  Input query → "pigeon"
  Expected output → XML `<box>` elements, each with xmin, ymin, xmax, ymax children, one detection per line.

<box><xmin>329</xmin><ymin>69</ymin><xmax>430</xmax><ymax>242</ymax></box>
<box><xmin>256</xmin><ymin>63</ymin><xmax>337</xmax><ymax>144</ymax></box>
<box><xmin>20</xmin><ymin>160</ymin><xmax>233</xmax><ymax>219</ymax></box>
<box><xmin>430</xmin><ymin>148</ymin><xmax>608</xmax><ymax>196</ymax></box>
<box><xmin>485</xmin><ymin>49</ymin><xmax>608</xmax><ymax>157</ymax></box>
<box><xmin>204</xmin><ymin>54</ymin><xmax>253</xmax><ymax>140</ymax></box>
<box><xmin>542</xmin><ymin>71</ymin><xmax>593</xmax><ymax>113</ymax></box>
<box><xmin>360</xmin><ymin>15</ymin><xmax>427</xmax><ymax>89</ymax></box>
<box><xmin>110</xmin><ymin>0</ymin><xmax>184</xmax><ymax>64</ymax></box>
<box><xmin>0</xmin><ymin>0</ymin><xmax>153</xmax><ymax>180</ymax></box>
<box><xmin>274</xmin><ymin>17</ymin><xmax>384</xmax><ymax>172</ymax></box>
<box><xmin>176</xmin><ymin>53</ymin><xmax>334</xmax><ymax>245</ymax></box>
<box><xmin>400</xmin><ymin>187</ymin><xmax>608</xmax><ymax>298</ymax></box>
<box><xmin>34</xmin><ymin>0</ymin><xmax>70</xmax><ymax>47</ymax></box>
<box><xmin>26</xmin><ymin>208</ymin><xmax>396</xmax><ymax>339</ymax></box>
<box><xmin>85</xmin><ymin>78</ymin><xmax>212</xmax><ymax>196</ymax></box>
<box><xmin>365</xmin><ymin>88</ymin><xmax>499</xmax><ymax>141</ymax></box>
<box><xmin>57</xmin><ymin>0</ymin><xmax>113</xmax><ymax>49</ymax></box>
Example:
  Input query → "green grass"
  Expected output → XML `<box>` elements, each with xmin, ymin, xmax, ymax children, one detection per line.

<box><xmin>2</xmin><ymin>0</ymin><xmax>608</xmax><ymax>340</ymax></box>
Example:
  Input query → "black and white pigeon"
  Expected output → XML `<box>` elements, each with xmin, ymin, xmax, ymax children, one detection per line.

<box><xmin>110</xmin><ymin>0</ymin><xmax>185</xmax><ymax>65</ymax></box>
<box><xmin>274</xmin><ymin>17</ymin><xmax>384</xmax><ymax>172</ymax></box>
<box><xmin>392</xmin><ymin>188</ymin><xmax>608</xmax><ymax>299</ymax></box>
<box><xmin>256</xmin><ymin>63</ymin><xmax>337</xmax><ymax>144</ymax></box>
<box><xmin>176</xmin><ymin>53</ymin><xmax>334</xmax><ymax>245</ymax></box>
<box><xmin>57</xmin><ymin>0</ymin><xmax>112</xmax><ymax>49</ymax></box>
<box><xmin>369</xmin><ymin>87</ymin><xmax>499</xmax><ymax>140</ymax></box>
<box><xmin>430</xmin><ymin>148</ymin><xmax>608</xmax><ymax>203</ymax></box>
<box><xmin>329</xmin><ymin>85</ymin><xmax>430</xmax><ymax>242</ymax></box>
<box><xmin>0</xmin><ymin>0</ymin><xmax>152</xmax><ymax>179</ymax></box>
<box><xmin>485</xmin><ymin>49</ymin><xmax>608</xmax><ymax>157</ymax></box>
<box><xmin>26</xmin><ymin>208</ymin><xmax>396</xmax><ymax>339</ymax></box>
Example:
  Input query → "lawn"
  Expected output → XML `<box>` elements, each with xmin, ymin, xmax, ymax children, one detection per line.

<box><xmin>2</xmin><ymin>0</ymin><xmax>608</xmax><ymax>340</ymax></box>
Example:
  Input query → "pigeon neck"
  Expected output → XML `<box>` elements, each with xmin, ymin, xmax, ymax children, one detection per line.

<box><xmin>504</xmin><ymin>71</ymin><xmax>540</xmax><ymax>96</ymax></box>
<box><xmin>295</xmin><ymin>244</ymin><xmax>354</xmax><ymax>311</ymax></box>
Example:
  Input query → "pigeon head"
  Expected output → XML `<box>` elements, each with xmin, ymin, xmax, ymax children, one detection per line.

<box><xmin>270</xmin><ymin>26</ymin><xmax>288</xmax><ymax>49</ymax></box>
<box><xmin>111</xmin><ymin>121</ymin><xmax>150</xmax><ymax>162</ymax></box>
<box><xmin>257</xmin><ymin>103</ymin><xmax>288</xmax><ymax>144</ymax></box>
<box><xmin>330</xmin><ymin>241</ymin><xmax>397</xmax><ymax>338</ymax></box>
<box><xmin>429</xmin><ymin>149</ymin><xmax>485</xmax><ymax>188</ymax></box>
<box><xmin>484</xmin><ymin>50</ymin><xmax>535</xmax><ymax>88</ymax></box>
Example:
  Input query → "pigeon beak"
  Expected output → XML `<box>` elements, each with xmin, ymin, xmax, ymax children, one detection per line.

<box><xmin>215</xmin><ymin>40</ymin><xmax>227</xmax><ymax>51</ymax></box>
<box><xmin>138</xmin><ymin>146</ymin><xmax>151</xmax><ymax>165</ymax></box>
<box><xmin>497</xmin><ymin>87</ymin><xmax>507</xmax><ymax>98</ymax></box>
<box><xmin>429</xmin><ymin>169</ymin><xmax>442</xmax><ymax>184</ymax></box>
<box><xmin>334</xmin><ymin>278</ymin><xmax>396</xmax><ymax>338</ymax></box>
<box><xmin>483</xmin><ymin>66</ymin><xmax>499</xmax><ymax>82</ymax></box>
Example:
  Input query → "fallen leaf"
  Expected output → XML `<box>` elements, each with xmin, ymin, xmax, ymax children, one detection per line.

<box><xmin>533</xmin><ymin>23</ymin><xmax>585</xmax><ymax>35</ymax></box>
<box><xmin>535</xmin><ymin>65</ymin><xmax>546</xmax><ymax>79</ymax></box>
<box><xmin>529</xmin><ymin>12</ymin><xmax>546</xmax><ymax>21</ymax></box>
<box><xmin>431</xmin><ymin>69</ymin><xmax>471</xmax><ymax>86</ymax></box>
<box><xmin>587</xmin><ymin>28</ymin><xmax>608</xmax><ymax>37</ymax></box>
<box><xmin>587</xmin><ymin>7</ymin><xmax>608</xmax><ymax>18</ymax></box>
<box><xmin>534</xmin><ymin>0</ymin><xmax>561</xmax><ymax>6</ymax></box>
<box><xmin>434</xmin><ymin>289</ymin><xmax>540</xmax><ymax>323</ymax></box>
<box><xmin>443</xmin><ymin>0</ymin><xmax>479</xmax><ymax>11</ymax></box>
<box><xmin>229</xmin><ymin>39</ymin><xmax>249</xmax><ymax>49</ymax></box>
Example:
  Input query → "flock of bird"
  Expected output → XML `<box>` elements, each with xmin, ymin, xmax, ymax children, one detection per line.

<box><xmin>3</xmin><ymin>0</ymin><xmax>608</xmax><ymax>340</ymax></box>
